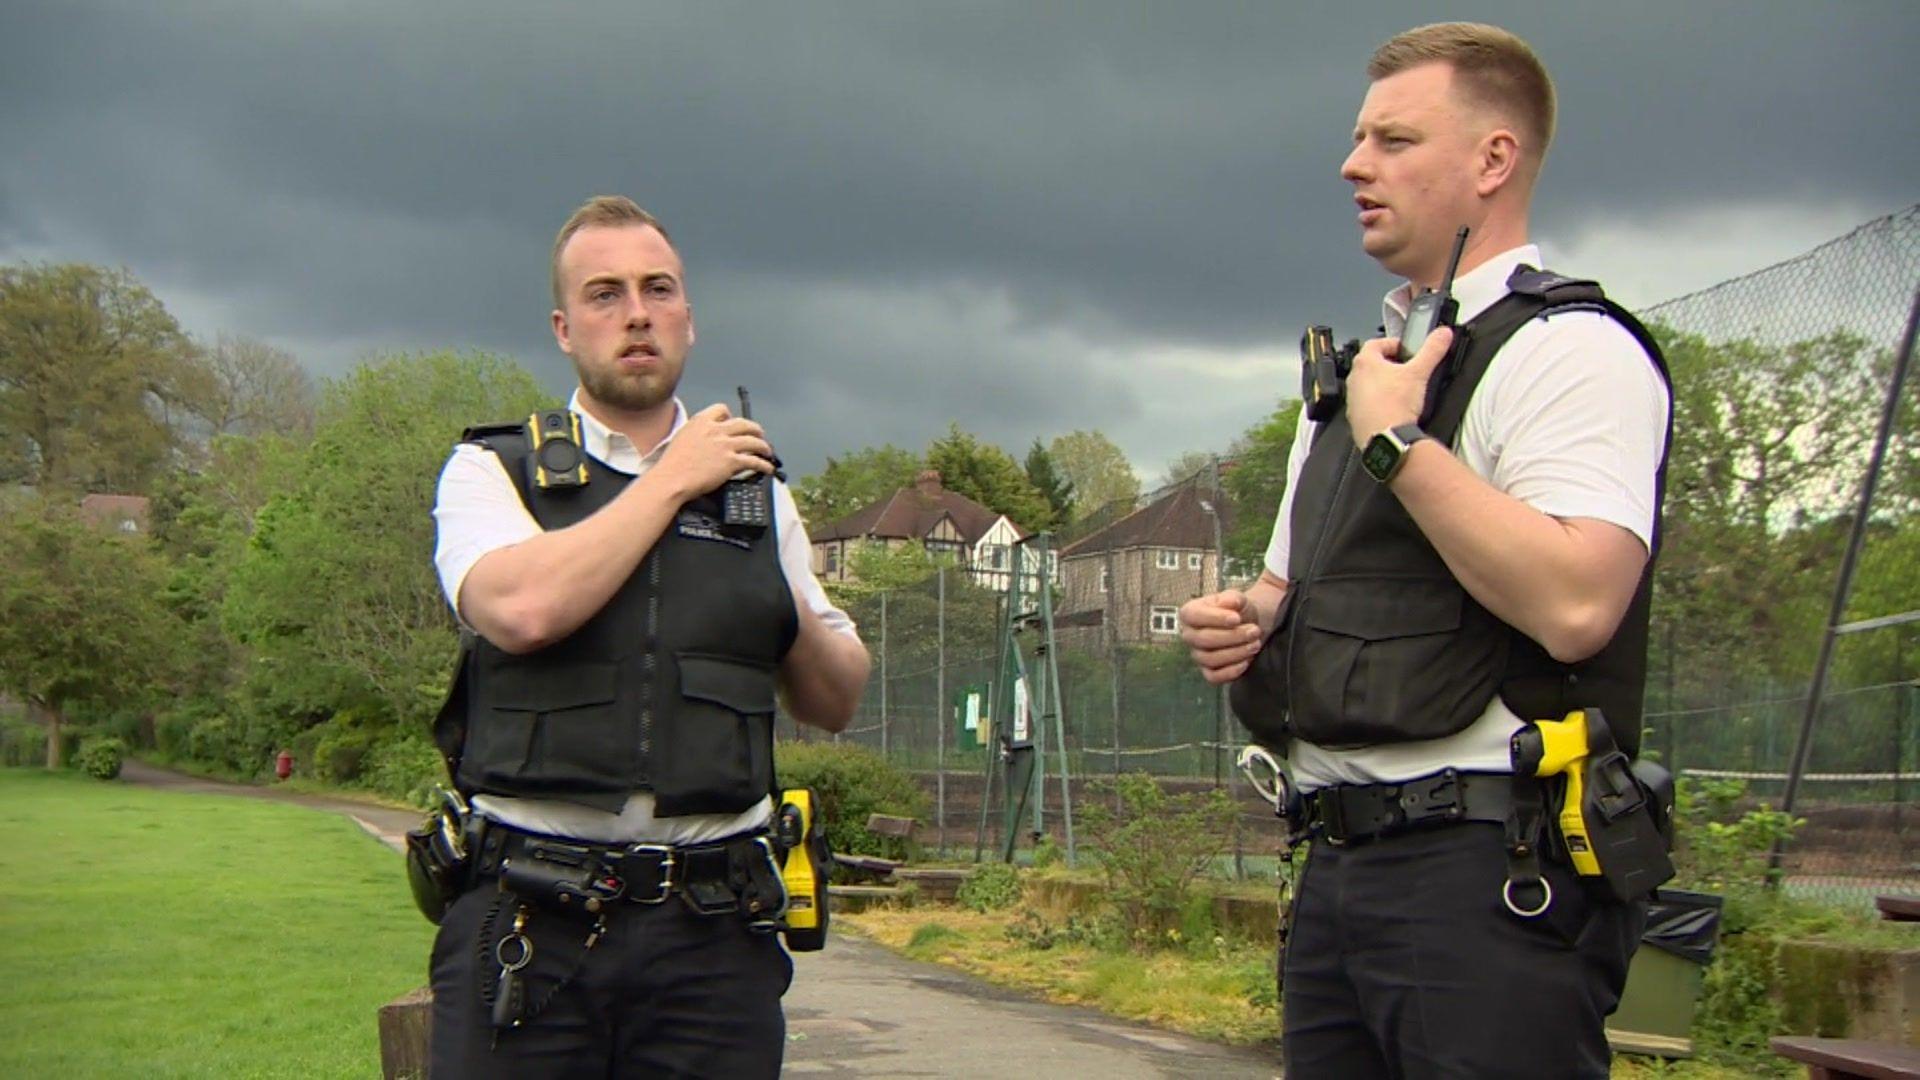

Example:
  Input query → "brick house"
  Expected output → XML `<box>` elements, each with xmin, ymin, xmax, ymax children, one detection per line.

<box><xmin>1055</xmin><ymin>481</ymin><xmax>1235</xmax><ymax>646</ymax></box>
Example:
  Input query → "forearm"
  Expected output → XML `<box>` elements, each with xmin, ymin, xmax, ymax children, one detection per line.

<box><xmin>778</xmin><ymin>606</ymin><xmax>871</xmax><ymax>733</ymax></box>
<box><xmin>460</xmin><ymin>467</ymin><xmax>694</xmax><ymax>653</ymax></box>
<box><xmin>1389</xmin><ymin>442</ymin><xmax>1641</xmax><ymax>662</ymax></box>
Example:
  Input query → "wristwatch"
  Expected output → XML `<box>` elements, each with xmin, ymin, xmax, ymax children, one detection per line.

<box><xmin>1360</xmin><ymin>423</ymin><xmax>1432</xmax><ymax>484</ymax></box>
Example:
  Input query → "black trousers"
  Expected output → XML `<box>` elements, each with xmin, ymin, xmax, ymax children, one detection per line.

<box><xmin>1281</xmin><ymin>822</ymin><xmax>1645</xmax><ymax>1080</ymax></box>
<box><xmin>429</xmin><ymin>879</ymin><xmax>792</xmax><ymax>1078</ymax></box>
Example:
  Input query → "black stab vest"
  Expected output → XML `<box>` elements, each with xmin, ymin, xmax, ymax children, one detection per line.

<box><xmin>431</xmin><ymin>421</ymin><xmax>798</xmax><ymax>815</ymax></box>
<box><xmin>1230</xmin><ymin>267</ymin><xmax>1672</xmax><ymax>758</ymax></box>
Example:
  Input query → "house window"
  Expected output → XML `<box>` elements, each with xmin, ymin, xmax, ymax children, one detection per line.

<box><xmin>1188</xmin><ymin>552</ymin><xmax>1203</xmax><ymax>570</ymax></box>
<box><xmin>1149</xmin><ymin>606</ymin><xmax>1179</xmax><ymax>635</ymax></box>
<box><xmin>823</xmin><ymin>545</ymin><xmax>839</xmax><ymax>575</ymax></box>
<box><xmin>1155</xmin><ymin>549</ymin><xmax>1179</xmax><ymax>570</ymax></box>
<box><xmin>987</xmin><ymin>544</ymin><xmax>1006</xmax><ymax>570</ymax></box>
<box><xmin>1099</xmin><ymin>565</ymin><xmax>1109</xmax><ymax>593</ymax></box>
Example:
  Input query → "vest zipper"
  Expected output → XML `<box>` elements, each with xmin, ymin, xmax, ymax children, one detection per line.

<box><xmin>639</xmin><ymin>550</ymin><xmax>661</xmax><ymax>775</ymax></box>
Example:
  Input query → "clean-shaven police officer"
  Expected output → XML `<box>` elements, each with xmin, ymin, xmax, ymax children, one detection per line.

<box><xmin>429</xmin><ymin>195</ymin><xmax>870</xmax><ymax>1076</ymax></box>
<box><xmin>1180</xmin><ymin>24</ymin><xmax>1671</xmax><ymax>1079</ymax></box>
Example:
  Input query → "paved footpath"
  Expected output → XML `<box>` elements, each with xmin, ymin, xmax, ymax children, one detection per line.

<box><xmin>121</xmin><ymin>760</ymin><xmax>1281</xmax><ymax>1078</ymax></box>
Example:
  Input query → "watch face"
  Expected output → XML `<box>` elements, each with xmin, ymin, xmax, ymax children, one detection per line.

<box><xmin>1361</xmin><ymin>433</ymin><xmax>1397</xmax><ymax>482</ymax></box>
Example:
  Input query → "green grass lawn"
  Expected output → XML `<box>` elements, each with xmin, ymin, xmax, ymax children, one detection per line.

<box><xmin>0</xmin><ymin>768</ymin><xmax>434</xmax><ymax>1078</ymax></box>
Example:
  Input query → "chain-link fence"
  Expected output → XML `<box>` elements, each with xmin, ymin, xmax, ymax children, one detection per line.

<box><xmin>779</xmin><ymin>205</ymin><xmax>1920</xmax><ymax>898</ymax></box>
<box><xmin>1642</xmin><ymin>204</ymin><xmax>1920</xmax><ymax>905</ymax></box>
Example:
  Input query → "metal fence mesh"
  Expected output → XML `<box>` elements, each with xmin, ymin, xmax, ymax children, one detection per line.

<box><xmin>780</xmin><ymin>205</ymin><xmax>1920</xmax><ymax>899</ymax></box>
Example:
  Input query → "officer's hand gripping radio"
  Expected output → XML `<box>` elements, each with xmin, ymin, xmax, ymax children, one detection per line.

<box><xmin>1299</xmin><ymin>225</ymin><xmax>1470</xmax><ymax>425</ymax></box>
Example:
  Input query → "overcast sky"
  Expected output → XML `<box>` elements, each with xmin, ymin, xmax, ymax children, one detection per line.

<box><xmin>3</xmin><ymin>1</ymin><xmax>1915</xmax><ymax>482</ymax></box>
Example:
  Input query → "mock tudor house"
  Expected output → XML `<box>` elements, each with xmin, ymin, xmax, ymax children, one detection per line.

<box><xmin>809</xmin><ymin>470</ymin><xmax>1040</xmax><ymax>592</ymax></box>
<box><xmin>1054</xmin><ymin>479</ymin><xmax>1236</xmax><ymax>647</ymax></box>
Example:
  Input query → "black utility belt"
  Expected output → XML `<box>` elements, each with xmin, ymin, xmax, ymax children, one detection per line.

<box><xmin>1305</xmin><ymin>769</ymin><xmax>1520</xmax><ymax>847</ymax></box>
<box><xmin>475</xmin><ymin>824</ymin><xmax>786</xmax><ymax>919</ymax></box>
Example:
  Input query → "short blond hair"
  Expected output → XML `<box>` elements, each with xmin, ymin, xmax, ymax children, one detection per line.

<box><xmin>550</xmin><ymin>196</ymin><xmax>675</xmax><ymax>309</ymax></box>
<box><xmin>1369</xmin><ymin>23</ymin><xmax>1555</xmax><ymax>164</ymax></box>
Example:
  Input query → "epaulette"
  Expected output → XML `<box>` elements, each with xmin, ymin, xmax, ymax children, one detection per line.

<box><xmin>1506</xmin><ymin>265</ymin><xmax>1605</xmax><ymax>303</ymax></box>
<box><xmin>460</xmin><ymin>419</ymin><xmax>529</xmax><ymax>447</ymax></box>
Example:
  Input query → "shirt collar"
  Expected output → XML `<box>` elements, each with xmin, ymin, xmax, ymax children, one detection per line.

<box><xmin>567</xmin><ymin>389</ymin><xmax>687</xmax><ymax>476</ymax></box>
<box><xmin>1382</xmin><ymin>243</ymin><xmax>1541</xmax><ymax>334</ymax></box>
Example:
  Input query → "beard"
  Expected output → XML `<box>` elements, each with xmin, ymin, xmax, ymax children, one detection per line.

<box><xmin>575</xmin><ymin>356</ymin><xmax>680</xmax><ymax>412</ymax></box>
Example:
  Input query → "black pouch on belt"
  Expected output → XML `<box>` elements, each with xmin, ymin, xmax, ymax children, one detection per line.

<box><xmin>406</xmin><ymin>806</ymin><xmax>472</xmax><ymax>925</ymax></box>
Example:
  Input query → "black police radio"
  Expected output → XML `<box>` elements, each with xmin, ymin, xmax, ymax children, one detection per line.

<box><xmin>1298</xmin><ymin>225</ymin><xmax>1470</xmax><ymax>424</ymax></box>
<box><xmin>720</xmin><ymin>386</ymin><xmax>780</xmax><ymax>529</ymax></box>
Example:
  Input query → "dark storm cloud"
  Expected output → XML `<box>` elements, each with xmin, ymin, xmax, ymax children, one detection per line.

<box><xmin>2</xmin><ymin>1</ymin><xmax>1915</xmax><ymax>475</ymax></box>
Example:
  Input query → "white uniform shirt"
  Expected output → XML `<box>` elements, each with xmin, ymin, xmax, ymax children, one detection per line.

<box><xmin>1262</xmin><ymin>244</ymin><xmax>1671</xmax><ymax>791</ymax></box>
<box><xmin>432</xmin><ymin>390</ymin><xmax>856</xmax><ymax>843</ymax></box>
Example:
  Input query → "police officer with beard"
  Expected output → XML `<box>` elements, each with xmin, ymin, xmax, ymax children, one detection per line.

<box><xmin>427</xmin><ymin>195</ymin><xmax>870</xmax><ymax>1076</ymax></box>
<box><xmin>1180</xmin><ymin>25</ymin><xmax>1672</xmax><ymax>1079</ymax></box>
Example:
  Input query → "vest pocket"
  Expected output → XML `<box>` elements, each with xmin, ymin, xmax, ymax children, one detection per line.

<box><xmin>467</xmin><ymin>661</ymin><xmax>628</xmax><ymax>793</ymax></box>
<box><xmin>1288</xmin><ymin>576</ymin><xmax>1505</xmax><ymax>746</ymax></box>
<box><xmin>652</xmin><ymin>652</ymin><xmax>777</xmax><ymax>817</ymax></box>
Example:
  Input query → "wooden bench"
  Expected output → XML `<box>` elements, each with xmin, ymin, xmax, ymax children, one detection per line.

<box><xmin>1771</xmin><ymin>1036</ymin><xmax>1920</xmax><ymax>1079</ymax></box>
<box><xmin>865</xmin><ymin>813</ymin><xmax>920</xmax><ymax>843</ymax></box>
<box><xmin>834</xmin><ymin>852</ymin><xmax>903</xmax><ymax>882</ymax></box>
<box><xmin>1875</xmin><ymin>895</ymin><xmax>1920</xmax><ymax>922</ymax></box>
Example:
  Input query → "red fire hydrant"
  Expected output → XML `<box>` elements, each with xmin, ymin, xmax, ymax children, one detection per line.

<box><xmin>275</xmin><ymin>750</ymin><xmax>293</xmax><ymax>781</ymax></box>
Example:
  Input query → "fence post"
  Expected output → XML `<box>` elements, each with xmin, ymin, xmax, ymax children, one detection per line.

<box><xmin>1770</xmin><ymin>284</ymin><xmax>1920</xmax><ymax>881</ymax></box>
<box><xmin>936</xmin><ymin>564</ymin><xmax>947</xmax><ymax>853</ymax></box>
<box><xmin>880</xmin><ymin>589</ymin><xmax>889</xmax><ymax>758</ymax></box>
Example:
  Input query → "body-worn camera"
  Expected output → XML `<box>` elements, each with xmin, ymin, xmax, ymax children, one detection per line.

<box><xmin>528</xmin><ymin>408</ymin><xmax>589</xmax><ymax>489</ymax></box>
<box><xmin>1301</xmin><ymin>325</ymin><xmax>1361</xmax><ymax>422</ymax></box>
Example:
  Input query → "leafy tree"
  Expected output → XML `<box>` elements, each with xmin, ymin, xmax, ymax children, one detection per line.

<box><xmin>0</xmin><ymin>503</ymin><xmax>181</xmax><ymax>767</ymax></box>
<box><xmin>1023</xmin><ymin>439</ymin><xmax>1074</xmax><ymax>529</ymax></box>
<box><xmin>0</xmin><ymin>263</ymin><xmax>206</xmax><ymax>493</ymax></box>
<box><xmin>147</xmin><ymin>433</ymin><xmax>307</xmax><ymax>709</ymax></box>
<box><xmin>1156</xmin><ymin>450</ymin><xmax>1216</xmax><ymax>492</ymax></box>
<box><xmin>196</xmin><ymin>333</ymin><xmax>317</xmax><ymax>439</ymax></box>
<box><xmin>925</xmin><ymin>424</ymin><xmax>1053</xmax><ymax>534</ymax></box>
<box><xmin>221</xmin><ymin>351</ymin><xmax>552</xmax><ymax>731</ymax></box>
<box><xmin>1650</xmin><ymin>326</ymin><xmax>1884</xmax><ymax>701</ymax></box>
<box><xmin>1048</xmin><ymin>430</ymin><xmax>1139</xmax><ymax>522</ymax></box>
<box><xmin>1222</xmin><ymin>400</ymin><xmax>1301</xmax><ymax>571</ymax></box>
<box><xmin>792</xmin><ymin>444</ymin><xmax>922</xmax><ymax>527</ymax></box>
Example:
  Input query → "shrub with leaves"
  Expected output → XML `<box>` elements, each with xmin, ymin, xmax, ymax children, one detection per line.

<box><xmin>956</xmin><ymin>862</ymin><xmax>1022</xmax><ymax>912</ymax></box>
<box><xmin>775</xmin><ymin>741</ymin><xmax>930</xmax><ymax>860</ymax></box>
<box><xmin>1671</xmin><ymin>776</ymin><xmax>1802</xmax><ymax>926</ymax></box>
<box><xmin>78</xmin><ymin>736</ymin><xmax>125</xmax><ymax>780</ymax></box>
<box><xmin>1077</xmin><ymin>773</ymin><xmax>1237</xmax><ymax>945</ymax></box>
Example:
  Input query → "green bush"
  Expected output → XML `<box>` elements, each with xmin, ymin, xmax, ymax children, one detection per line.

<box><xmin>775</xmin><ymin>741</ymin><xmax>929</xmax><ymax>860</ymax></box>
<box><xmin>956</xmin><ymin>862</ymin><xmax>1022</xmax><ymax>912</ymax></box>
<box><xmin>1077</xmin><ymin>773</ymin><xmax>1237</xmax><ymax>946</ymax></box>
<box><xmin>360</xmin><ymin>734</ymin><xmax>446</xmax><ymax>806</ymax></box>
<box><xmin>185</xmin><ymin>714</ymin><xmax>247</xmax><ymax>772</ymax></box>
<box><xmin>312</xmin><ymin>725</ymin><xmax>377</xmax><ymax>784</ymax></box>
<box><xmin>79</xmin><ymin>737</ymin><xmax>126</xmax><ymax>781</ymax></box>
